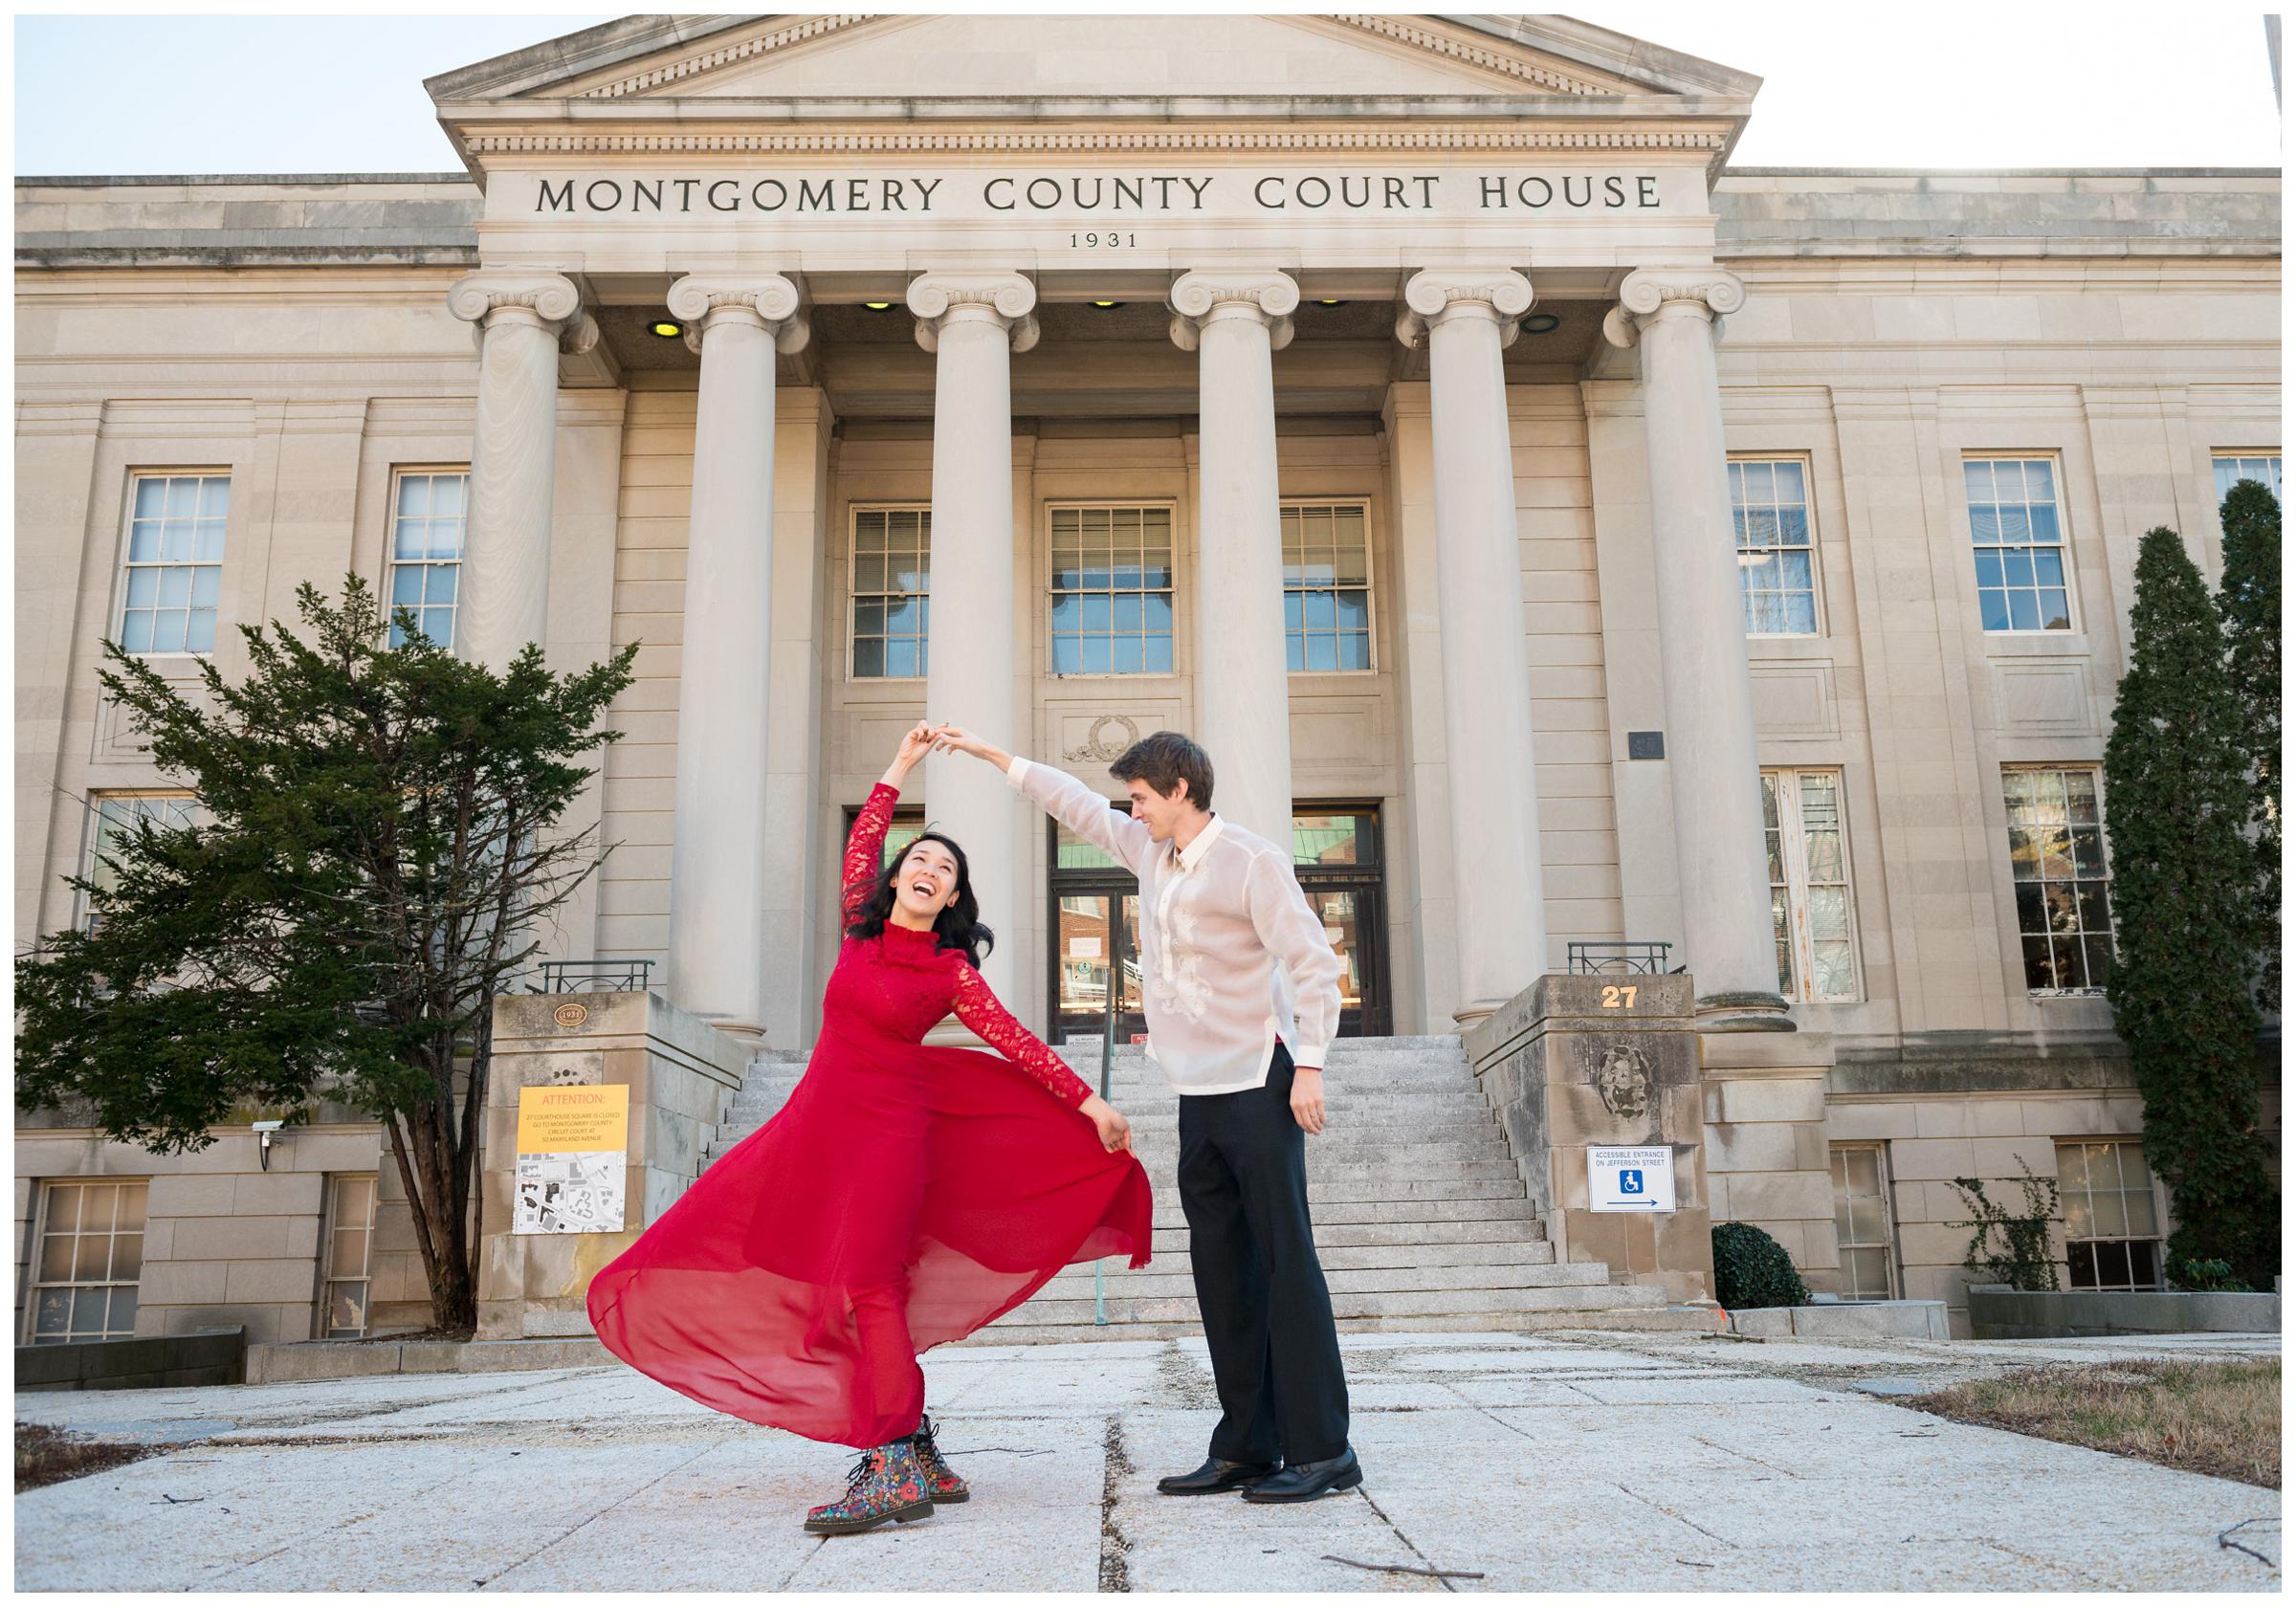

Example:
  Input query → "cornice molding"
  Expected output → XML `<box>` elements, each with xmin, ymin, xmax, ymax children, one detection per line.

<box><xmin>569</xmin><ymin>15</ymin><xmax>885</xmax><ymax>101</ymax></box>
<box><xmin>1326</xmin><ymin>15</ymin><xmax>1616</xmax><ymax>96</ymax></box>
<box><xmin>457</xmin><ymin>127</ymin><xmax>1730</xmax><ymax>156</ymax></box>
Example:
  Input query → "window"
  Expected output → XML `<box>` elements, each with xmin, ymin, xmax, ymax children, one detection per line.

<box><xmin>2212</xmin><ymin>453</ymin><xmax>2281</xmax><ymax>505</ymax></box>
<box><xmin>120</xmin><ymin>473</ymin><xmax>228</xmax><ymax>654</ymax></box>
<box><xmin>843</xmin><ymin>803</ymin><xmax>927</xmax><ymax>874</ymax></box>
<box><xmin>1964</xmin><ymin>458</ymin><xmax>2072</xmax><ymax>632</ymax></box>
<box><xmin>1050</xmin><ymin>506</ymin><xmax>1174</xmax><ymax>675</ymax></box>
<box><xmin>851</xmin><ymin>508</ymin><xmax>930</xmax><ymax>678</ymax></box>
<box><xmin>1730</xmin><ymin>459</ymin><xmax>1818</xmax><ymax>634</ymax></box>
<box><xmin>2058</xmin><ymin>1140</ymin><xmax>2162</xmax><ymax>1290</ymax></box>
<box><xmin>26</xmin><ymin>1179</ymin><xmax>147</xmax><ymax>1345</ymax></box>
<box><xmin>1830</xmin><ymin>1145</ymin><xmax>1897</xmax><ymax>1299</ymax></box>
<box><xmin>1281</xmin><ymin>503</ymin><xmax>1373</xmax><ymax>671</ymax></box>
<box><xmin>387</xmin><ymin>470</ymin><xmax>468</xmax><ymax>649</ymax></box>
<box><xmin>1292</xmin><ymin>806</ymin><xmax>1390</xmax><ymax>1036</ymax></box>
<box><xmin>320</xmin><ymin>1174</ymin><xmax>379</xmax><ymax>1337</ymax></box>
<box><xmin>81</xmin><ymin>793</ymin><xmax>202</xmax><ymax>933</ymax></box>
<box><xmin>2003</xmin><ymin>768</ymin><xmax>2115</xmax><ymax>996</ymax></box>
<box><xmin>1761</xmin><ymin>769</ymin><xmax>1860</xmax><ymax>1002</ymax></box>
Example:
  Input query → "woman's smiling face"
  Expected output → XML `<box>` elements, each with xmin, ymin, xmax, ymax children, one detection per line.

<box><xmin>893</xmin><ymin>838</ymin><xmax>960</xmax><ymax>922</ymax></box>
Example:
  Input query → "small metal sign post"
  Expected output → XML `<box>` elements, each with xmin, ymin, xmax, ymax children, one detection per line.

<box><xmin>1587</xmin><ymin>1145</ymin><xmax>1676</xmax><ymax>1213</ymax></box>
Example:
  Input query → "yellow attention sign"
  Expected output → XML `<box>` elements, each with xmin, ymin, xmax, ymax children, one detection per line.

<box><xmin>516</xmin><ymin>1084</ymin><xmax>629</xmax><ymax>1154</ymax></box>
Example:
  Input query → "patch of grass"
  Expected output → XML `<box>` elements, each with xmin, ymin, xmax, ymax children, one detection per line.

<box><xmin>1912</xmin><ymin>1358</ymin><xmax>2280</xmax><ymax>1488</ymax></box>
<box><xmin>15</xmin><ymin>1421</ymin><xmax>158</xmax><ymax>1492</ymax></box>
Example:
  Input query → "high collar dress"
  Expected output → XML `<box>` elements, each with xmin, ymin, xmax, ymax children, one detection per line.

<box><xmin>587</xmin><ymin>782</ymin><xmax>1153</xmax><ymax>1447</ymax></box>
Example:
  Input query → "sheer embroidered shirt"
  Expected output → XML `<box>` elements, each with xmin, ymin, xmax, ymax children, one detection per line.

<box><xmin>1007</xmin><ymin>759</ymin><xmax>1345</xmax><ymax>1095</ymax></box>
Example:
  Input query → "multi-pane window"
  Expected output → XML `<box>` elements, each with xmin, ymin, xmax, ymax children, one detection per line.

<box><xmin>2057</xmin><ymin>1140</ymin><xmax>2162</xmax><ymax>1291</ymax></box>
<box><xmin>1830</xmin><ymin>1145</ymin><xmax>1897</xmax><ymax>1300</ymax></box>
<box><xmin>2003</xmin><ymin>768</ymin><xmax>2115</xmax><ymax>996</ymax></box>
<box><xmin>2212</xmin><ymin>452</ymin><xmax>2281</xmax><ymax>505</ymax></box>
<box><xmin>1965</xmin><ymin>458</ymin><xmax>2072</xmax><ymax>632</ymax></box>
<box><xmin>1761</xmin><ymin>769</ymin><xmax>1859</xmax><ymax>1002</ymax></box>
<box><xmin>1730</xmin><ymin>459</ymin><xmax>1818</xmax><ymax>634</ymax></box>
<box><xmin>386</xmin><ymin>470</ymin><xmax>468</xmax><ymax>649</ymax></box>
<box><xmin>320</xmin><ymin>1174</ymin><xmax>379</xmax><ymax>1337</ymax></box>
<box><xmin>1050</xmin><ymin>506</ymin><xmax>1175</xmax><ymax>675</ymax></box>
<box><xmin>120</xmin><ymin>473</ymin><xmax>228</xmax><ymax>654</ymax></box>
<box><xmin>1281</xmin><ymin>504</ymin><xmax>1372</xmax><ymax>671</ymax></box>
<box><xmin>82</xmin><ymin>793</ymin><xmax>202</xmax><ymax>933</ymax></box>
<box><xmin>26</xmin><ymin>1179</ymin><xmax>147</xmax><ymax>1345</ymax></box>
<box><xmin>851</xmin><ymin>509</ymin><xmax>931</xmax><ymax>678</ymax></box>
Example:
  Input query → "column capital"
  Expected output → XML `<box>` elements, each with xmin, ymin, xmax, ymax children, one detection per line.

<box><xmin>447</xmin><ymin>270</ymin><xmax>584</xmax><ymax>337</ymax></box>
<box><xmin>1397</xmin><ymin>268</ymin><xmax>1534</xmax><ymax>350</ymax></box>
<box><xmin>906</xmin><ymin>271</ymin><xmax>1039</xmax><ymax>354</ymax></box>
<box><xmin>1601</xmin><ymin>266</ymin><xmax>1746</xmax><ymax>349</ymax></box>
<box><xmin>668</xmin><ymin>273</ymin><xmax>809</xmax><ymax>355</ymax></box>
<box><xmin>1167</xmin><ymin>269</ymin><xmax>1298</xmax><ymax>353</ymax></box>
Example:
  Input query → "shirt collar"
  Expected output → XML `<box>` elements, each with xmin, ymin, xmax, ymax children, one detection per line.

<box><xmin>1175</xmin><ymin>813</ymin><xmax>1225</xmax><ymax>871</ymax></box>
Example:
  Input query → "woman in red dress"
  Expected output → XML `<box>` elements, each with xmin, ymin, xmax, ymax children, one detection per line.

<box><xmin>587</xmin><ymin>722</ymin><xmax>1152</xmax><ymax>1534</ymax></box>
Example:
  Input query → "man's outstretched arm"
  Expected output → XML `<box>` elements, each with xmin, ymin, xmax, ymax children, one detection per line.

<box><xmin>933</xmin><ymin>725</ymin><xmax>1153</xmax><ymax>872</ymax></box>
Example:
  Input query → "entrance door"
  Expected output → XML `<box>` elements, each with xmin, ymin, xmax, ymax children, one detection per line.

<box><xmin>1293</xmin><ymin>806</ymin><xmax>1391</xmax><ymax>1037</ymax></box>
<box><xmin>1051</xmin><ymin>889</ymin><xmax>1146</xmax><ymax>1045</ymax></box>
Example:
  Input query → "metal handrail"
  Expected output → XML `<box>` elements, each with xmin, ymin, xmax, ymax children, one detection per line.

<box><xmin>1094</xmin><ymin>974</ymin><xmax>1116</xmax><ymax>1327</ymax></box>
<box><xmin>1565</xmin><ymin>941</ymin><xmax>1675</xmax><ymax>977</ymax></box>
<box><xmin>531</xmin><ymin>959</ymin><xmax>655</xmax><ymax>995</ymax></box>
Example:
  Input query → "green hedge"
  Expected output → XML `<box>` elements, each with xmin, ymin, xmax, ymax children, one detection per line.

<box><xmin>1711</xmin><ymin>1221</ymin><xmax>1810</xmax><ymax>1310</ymax></box>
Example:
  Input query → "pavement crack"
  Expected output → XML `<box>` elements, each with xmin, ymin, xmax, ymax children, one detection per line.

<box><xmin>1689</xmin><ymin>1434</ymin><xmax>1803</xmax><ymax>1479</ymax></box>
<box><xmin>1097</xmin><ymin>1413</ymin><xmax>1134</xmax><ymax>1593</ymax></box>
<box><xmin>471</xmin><ymin>1440</ymin><xmax>722</xmax><ymax>1589</ymax></box>
<box><xmin>1354</xmin><ymin>1485</ymin><xmax>1458</xmax><ymax>1593</ymax></box>
<box><xmin>1613</xmin><ymin>1482</ymin><xmax>1733</xmax><ymax>1548</ymax></box>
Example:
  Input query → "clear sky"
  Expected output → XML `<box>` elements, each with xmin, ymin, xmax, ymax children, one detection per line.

<box><xmin>12</xmin><ymin>8</ymin><xmax>2284</xmax><ymax>177</ymax></box>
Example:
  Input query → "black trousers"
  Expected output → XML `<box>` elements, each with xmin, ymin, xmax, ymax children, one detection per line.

<box><xmin>1177</xmin><ymin>1043</ymin><xmax>1350</xmax><ymax>1465</ymax></box>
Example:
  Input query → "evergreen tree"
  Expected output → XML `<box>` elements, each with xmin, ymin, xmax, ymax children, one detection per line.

<box><xmin>2103</xmin><ymin>528</ymin><xmax>2277</xmax><ymax>1285</ymax></box>
<box><xmin>16</xmin><ymin>580</ymin><xmax>636</xmax><ymax>1331</ymax></box>
<box><xmin>2216</xmin><ymin>476</ymin><xmax>2281</xmax><ymax>1004</ymax></box>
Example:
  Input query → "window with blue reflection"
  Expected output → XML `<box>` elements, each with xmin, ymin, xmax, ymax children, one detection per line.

<box><xmin>1965</xmin><ymin>459</ymin><xmax>2072</xmax><ymax>632</ymax></box>
<box><xmin>1729</xmin><ymin>459</ymin><xmax>1818</xmax><ymax>635</ymax></box>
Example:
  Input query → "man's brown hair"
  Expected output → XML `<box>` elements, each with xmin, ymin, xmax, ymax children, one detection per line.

<box><xmin>1110</xmin><ymin>730</ymin><xmax>1214</xmax><ymax>813</ymax></box>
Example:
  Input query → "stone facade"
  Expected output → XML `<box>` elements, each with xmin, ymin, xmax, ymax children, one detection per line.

<box><xmin>12</xmin><ymin>14</ymin><xmax>2281</xmax><ymax>1343</ymax></box>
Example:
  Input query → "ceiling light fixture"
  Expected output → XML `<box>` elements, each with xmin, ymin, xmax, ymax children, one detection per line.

<box><xmin>649</xmin><ymin>319</ymin><xmax>685</xmax><ymax>339</ymax></box>
<box><xmin>1317</xmin><ymin>298</ymin><xmax>1346</xmax><ymax>307</ymax></box>
<box><xmin>1522</xmin><ymin>313</ymin><xmax>1561</xmax><ymax>335</ymax></box>
<box><xmin>1090</xmin><ymin>300</ymin><xmax>1122</xmax><ymax>309</ymax></box>
<box><xmin>862</xmin><ymin>300</ymin><xmax>894</xmax><ymax>311</ymax></box>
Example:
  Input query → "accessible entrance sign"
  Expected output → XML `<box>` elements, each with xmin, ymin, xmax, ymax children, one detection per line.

<box><xmin>1588</xmin><ymin>1145</ymin><xmax>1676</xmax><ymax>1213</ymax></box>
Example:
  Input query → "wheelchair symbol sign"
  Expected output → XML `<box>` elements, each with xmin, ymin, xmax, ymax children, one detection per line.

<box><xmin>1589</xmin><ymin>1146</ymin><xmax>1675</xmax><ymax>1213</ymax></box>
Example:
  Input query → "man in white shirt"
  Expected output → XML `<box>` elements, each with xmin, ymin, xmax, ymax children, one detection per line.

<box><xmin>936</xmin><ymin>725</ymin><xmax>1359</xmax><ymax>1502</ymax></box>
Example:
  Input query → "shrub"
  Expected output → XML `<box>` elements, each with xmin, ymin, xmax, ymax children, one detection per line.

<box><xmin>1949</xmin><ymin>1162</ymin><xmax>2062</xmax><ymax>1291</ymax></box>
<box><xmin>2171</xmin><ymin>1258</ymin><xmax>2252</xmax><ymax>1294</ymax></box>
<box><xmin>1711</xmin><ymin>1221</ymin><xmax>1810</xmax><ymax>1310</ymax></box>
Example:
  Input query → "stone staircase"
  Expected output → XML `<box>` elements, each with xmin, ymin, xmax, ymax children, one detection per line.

<box><xmin>704</xmin><ymin>1035</ymin><xmax>1707</xmax><ymax>1342</ymax></box>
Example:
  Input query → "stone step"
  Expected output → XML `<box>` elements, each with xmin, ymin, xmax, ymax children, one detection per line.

<box><xmin>1120</xmin><ymin>1238</ymin><xmax>1556</xmax><ymax>1270</ymax></box>
<box><xmin>966</xmin><ymin>1305</ymin><xmax>1722</xmax><ymax>1344</ymax></box>
<box><xmin>1183</xmin><ymin>1216</ymin><xmax>1548</xmax><ymax>1248</ymax></box>
<box><xmin>986</xmin><ymin>1281</ymin><xmax>1665</xmax><ymax>1330</ymax></box>
<box><xmin>1040</xmin><ymin>1259</ymin><xmax>1600</xmax><ymax>1300</ymax></box>
<box><xmin>700</xmin><ymin>1135</ymin><xmax>1522</xmax><ymax>1178</ymax></box>
<box><xmin>1152</xmin><ymin>1196</ymin><xmax>1540</xmax><ymax>1228</ymax></box>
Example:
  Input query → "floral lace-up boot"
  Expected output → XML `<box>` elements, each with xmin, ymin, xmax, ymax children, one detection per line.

<box><xmin>912</xmin><ymin>1413</ymin><xmax>969</xmax><ymax>1504</ymax></box>
<box><xmin>802</xmin><ymin>1439</ymin><xmax>935</xmax><ymax>1535</ymax></box>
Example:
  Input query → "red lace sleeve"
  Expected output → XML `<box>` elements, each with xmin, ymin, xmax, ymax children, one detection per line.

<box><xmin>950</xmin><ymin>961</ymin><xmax>1095</xmax><ymax>1110</ymax></box>
<box><xmin>843</xmin><ymin>782</ymin><xmax>899</xmax><ymax>924</ymax></box>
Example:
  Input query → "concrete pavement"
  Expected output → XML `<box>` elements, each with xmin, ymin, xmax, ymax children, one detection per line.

<box><xmin>15</xmin><ymin>1329</ymin><xmax>2281</xmax><ymax>1592</ymax></box>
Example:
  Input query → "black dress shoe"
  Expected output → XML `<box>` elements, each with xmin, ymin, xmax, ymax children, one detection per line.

<box><xmin>1157</xmin><ymin>1456</ymin><xmax>1281</xmax><ymax>1495</ymax></box>
<box><xmin>1241</xmin><ymin>1447</ymin><xmax>1362</xmax><ymax>1503</ymax></box>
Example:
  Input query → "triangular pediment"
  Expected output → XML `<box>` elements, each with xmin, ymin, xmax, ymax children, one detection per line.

<box><xmin>430</xmin><ymin>12</ymin><xmax>1756</xmax><ymax>106</ymax></box>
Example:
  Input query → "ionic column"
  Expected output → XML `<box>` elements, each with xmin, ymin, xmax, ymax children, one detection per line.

<box><xmin>1167</xmin><ymin>270</ymin><xmax>1297</xmax><ymax>849</ymax></box>
<box><xmin>446</xmin><ymin>271</ymin><xmax>588</xmax><ymax>671</ymax></box>
<box><xmin>1603</xmin><ymin>268</ymin><xmax>1789</xmax><ymax>1029</ymax></box>
<box><xmin>1398</xmin><ymin>269</ymin><xmax>1547</xmax><ymax>1023</ymax></box>
<box><xmin>908</xmin><ymin>271</ymin><xmax>1038</xmax><ymax>1003</ymax></box>
<box><xmin>661</xmin><ymin>275</ymin><xmax>806</xmax><ymax>1038</ymax></box>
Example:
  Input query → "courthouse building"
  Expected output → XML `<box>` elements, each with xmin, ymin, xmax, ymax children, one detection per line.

<box><xmin>13</xmin><ymin>14</ymin><xmax>2281</xmax><ymax>1348</ymax></box>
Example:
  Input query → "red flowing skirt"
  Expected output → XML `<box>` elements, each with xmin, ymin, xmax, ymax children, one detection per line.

<box><xmin>586</xmin><ymin>1023</ymin><xmax>1153</xmax><ymax>1447</ymax></box>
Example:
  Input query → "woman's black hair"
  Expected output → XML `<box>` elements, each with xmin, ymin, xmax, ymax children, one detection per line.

<box><xmin>846</xmin><ymin>828</ymin><xmax>996</xmax><ymax>968</ymax></box>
